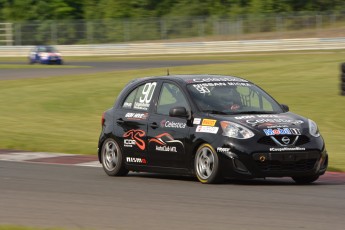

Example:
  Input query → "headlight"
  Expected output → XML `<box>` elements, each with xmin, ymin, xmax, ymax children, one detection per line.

<box><xmin>308</xmin><ymin>119</ymin><xmax>320</xmax><ymax>137</ymax></box>
<box><xmin>220</xmin><ymin>121</ymin><xmax>254</xmax><ymax>139</ymax></box>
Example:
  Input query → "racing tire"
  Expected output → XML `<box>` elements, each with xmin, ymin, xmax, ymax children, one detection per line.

<box><xmin>292</xmin><ymin>175</ymin><xmax>320</xmax><ymax>184</ymax></box>
<box><xmin>101</xmin><ymin>138</ymin><xmax>129</xmax><ymax>176</ymax></box>
<box><xmin>194</xmin><ymin>143</ymin><xmax>223</xmax><ymax>184</ymax></box>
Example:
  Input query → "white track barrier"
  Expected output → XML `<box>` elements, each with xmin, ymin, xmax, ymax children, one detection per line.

<box><xmin>0</xmin><ymin>37</ymin><xmax>345</xmax><ymax>57</ymax></box>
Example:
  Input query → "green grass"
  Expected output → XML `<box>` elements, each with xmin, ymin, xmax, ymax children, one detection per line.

<box><xmin>0</xmin><ymin>50</ymin><xmax>344</xmax><ymax>171</ymax></box>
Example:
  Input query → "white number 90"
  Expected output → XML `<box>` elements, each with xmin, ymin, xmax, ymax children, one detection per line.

<box><xmin>139</xmin><ymin>82</ymin><xmax>157</xmax><ymax>104</ymax></box>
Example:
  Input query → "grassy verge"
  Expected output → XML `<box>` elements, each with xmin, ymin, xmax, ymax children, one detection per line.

<box><xmin>0</xmin><ymin>50</ymin><xmax>344</xmax><ymax>171</ymax></box>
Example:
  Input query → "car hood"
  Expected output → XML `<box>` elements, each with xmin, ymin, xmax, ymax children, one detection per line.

<box><xmin>212</xmin><ymin>112</ymin><xmax>308</xmax><ymax>135</ymax></box>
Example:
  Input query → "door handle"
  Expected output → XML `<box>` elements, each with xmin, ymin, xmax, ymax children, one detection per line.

<box><xmin>116</xmin><ymin>118</ymin><xmax>125</xmax><ymax>124</ymax></box>
<box><xmin>150</xmin><ymin>122</ymin><xmax>159</xmax><ymax>129</ymax></box>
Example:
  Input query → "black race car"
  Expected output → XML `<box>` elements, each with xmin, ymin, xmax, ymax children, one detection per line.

<box><xmin>98</xmin><ymin>74</ymin><xmax>328</xmax><ymax>184</ymax></box>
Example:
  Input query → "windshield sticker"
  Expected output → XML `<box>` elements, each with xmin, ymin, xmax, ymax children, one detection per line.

<box><xmin>193</xmin><ymin>118</ymin><xmax>201</xmax><ymax>125</ymax></box>
<box><xmin>263</xmin><ymin>128</ymin><xmax>301</xmax><ymax>136</ymax></box>
<box><xmin>160</xmin><ymin>120</ymin><xmax>186</xmax><ymax>129</ymax></box>
<box><xmin>192</xmin><ymin>82</ymin><xmax>251</xmax><ymax>94</ymax></box>
<box><xmin>270</xmin><ymin>147</ymin><xmax>306</xmax><ymax>152</ymax></box>
<box><xmin>202</xmin><ymin>119</ymin><xmax>217</xmax><ymax>126</ymax></box>
<box><xmin>192</xmin><ymin>78</ymin><xmax>248</xmax><ymax>83</ymax></box>
<box><xmin>193</xmin><ymin>84</ymin><xmax>211</xmax><ymax>94</ymax></box>
<box><xmin>123</xmin><ymin>129</ymin><xmax>146</xmax><ymax>150</ymax></box>
<box><xmin>196</xmin><ymin>125</ymin><xmax>219</xmax><ymax>134</ymax></box>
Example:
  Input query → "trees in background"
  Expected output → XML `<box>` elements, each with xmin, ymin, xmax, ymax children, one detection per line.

<box><xmin>0</xmin><ymin>0</ymin><xmax>344</xmax><ymax>21</ymax></box>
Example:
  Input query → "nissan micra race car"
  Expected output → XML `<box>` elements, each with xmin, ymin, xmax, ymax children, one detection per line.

<box><xmin>28</xmin><ymin>45</ymin><xmax>63</xmax><ymax>64</ymax></box>
<box><xmin>98</xmin><ymin>75</ymin><xmax>328</xmax><ymax>184</ymax></box>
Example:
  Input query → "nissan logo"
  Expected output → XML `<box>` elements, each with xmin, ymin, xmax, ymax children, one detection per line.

<box><xmin>281</xmin><ymin>136</ymin><xmax>290</xmax><ymax>145</ymax></box>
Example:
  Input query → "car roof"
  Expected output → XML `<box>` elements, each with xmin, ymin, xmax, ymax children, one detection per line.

<box><xmin>128</xmin><ymin>74</ymin><xmax>251</xmax><ymax>85</ymax></box>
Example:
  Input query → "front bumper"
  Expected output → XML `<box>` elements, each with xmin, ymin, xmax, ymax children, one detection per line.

<box><xmin>213</xmin><ymin>136</ymin><xmax>328</xmax><ymax>179</ymax></box>
<box><xmin>40</xmin><ymin>57</ymin><xmax>62</xmax><ymax>64</ymax></box>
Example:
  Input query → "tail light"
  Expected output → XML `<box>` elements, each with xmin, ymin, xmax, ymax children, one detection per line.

<box><xmin>101</xmin><ymin>112</ymin><xmax>105</xmax><ymax>126</ymax></box>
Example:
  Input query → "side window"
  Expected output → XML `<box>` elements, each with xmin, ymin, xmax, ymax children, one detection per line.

<box><xmin>122</xmin><ymin>88</ymin><xmax>138</xmax><ymax>109</ymax></box>
<box><xmin>133</xmin><ymin>82</ymin><xmax>157</xmax><ymax>111</ymax></box>
<box><xmin>157</xmin><ymin>83</ymin><xmax>189</xmax><ymax>115</ymax></box>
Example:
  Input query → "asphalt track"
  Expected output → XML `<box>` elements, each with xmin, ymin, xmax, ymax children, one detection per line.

<box><xmin>0</xmin><ymin>60</ymin><xmax>229</xmax><ymax>80</ymax></box>
<box><xmin>1</xmin><ymin>160</ymin><xmax>345</xmax><ymax>230</ymax></box>
<box><xmin>1</xmin><ymin>60</ymin><xmax>345</xmax><ymax>229</ymax></box>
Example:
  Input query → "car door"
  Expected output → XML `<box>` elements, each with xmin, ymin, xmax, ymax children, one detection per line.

<box><xmin>147</xmin><ymin>82</ymin><xmax>191</xmax><ymax>168</ymax></box>
<box><xmin>114</xmin><ymin>81</ymin><xmax>158</xmax><ymax>166</ymax></box>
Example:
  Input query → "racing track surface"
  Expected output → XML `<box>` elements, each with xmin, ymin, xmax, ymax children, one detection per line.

<box><xmin>0</xmin><ymin>60</ymin><xmax>230</xmax><ymax>80</ymax></box>
<box><xmin>1</xmin><ymin>161</ymin><xmax>345</xmax><ymax>230</ymax></box>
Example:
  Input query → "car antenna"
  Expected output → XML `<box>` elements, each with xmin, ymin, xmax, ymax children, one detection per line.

<box><xmin>167</xmin><ymin>68</ymin><xmax>170</xmax><ymax>76</ymax></box>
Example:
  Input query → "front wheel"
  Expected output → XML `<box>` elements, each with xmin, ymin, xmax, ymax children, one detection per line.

<box><xmin>292</xmin><ymin>175</ymin><xmax>320</xmax><ymax>184</ymax></box>
<box><xmin>101</xmin><ymin>138</ymin><xmax>128</xmax><ymax>176</ymax></box>
<box><xmin>194</xmin><ymin>144</ymin><xmax>222</xmax><ymax>184</ymax></box>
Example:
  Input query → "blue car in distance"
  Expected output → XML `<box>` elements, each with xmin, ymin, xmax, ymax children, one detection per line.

<box><xmin>29</xmin><ymin>45</ymin><xmax>63</xmax><ymax>65</ymax></box>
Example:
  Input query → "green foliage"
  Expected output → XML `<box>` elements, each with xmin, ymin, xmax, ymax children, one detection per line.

<box><xmin>0</xmin><ymin>0</ymin><xmax>344</xmax><ymax>21</ymax></box>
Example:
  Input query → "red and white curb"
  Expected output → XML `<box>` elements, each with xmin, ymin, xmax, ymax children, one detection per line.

<box><xmin>0</xmin><ymin>150</ymin><xmax>101</xmax><ymax>167</ymax></box>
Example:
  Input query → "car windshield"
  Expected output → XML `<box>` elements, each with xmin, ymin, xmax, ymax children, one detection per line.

<box><xmin>38</xmin><ymin>46</ymin><xmax>57</xmax><ymax>52</ymax></box>
<box><xmin>187</xmin><ymin>82</ymin><xmax>283</xmax><ymax>115</ymax></box>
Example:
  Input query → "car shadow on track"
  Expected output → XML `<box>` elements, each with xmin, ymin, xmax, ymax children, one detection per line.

<box><xmin>126</xmin><ymin>172</ymin><xmax>345</xmax><ymax>186</ymax></box>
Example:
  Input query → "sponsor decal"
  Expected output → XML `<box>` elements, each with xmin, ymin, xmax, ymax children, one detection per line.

<box><xmin>125</xmin><ymin>112</ymin><xmax>148</xmax><ymax>120</ymax></box>
<box><xmin>192</xmin><ymin>82</ymin><xmax>251</xmax><ymax>94</ymax></box>
<box><xmin>133</xmin><ymin>102</ymin><xmax>150</xmax><ymax>110</ymax></box>
<box><xmin>160</xmin><ymin>120</ymin><xmax>186</xmax><ymax>129</ymax></box>
<box><xmin>193</xmin><ymin>118</ymin><xmax>201</xmax><ymax>125</ymax></box>
<box><xmin>195</xmin><ymin>125</ymin><xmax>219</xmax><ymax>134</ymax></box>
<box><xmin>126</xmin><ymin>157</ymin><xmax>147</xmax><ymax>164</ymax></box>
<box><xmin>192</xmin><ymin>78</ymin><xmax>248</xmax><ymax>83</ymax></box>
<box><xmin>156</xmin><ymin>146</ymin><xmax>177</xmax><ymax>152</ymax></box>
<box><xmin>123</xmin><ymin>129</ymin><xmax>146</xmax><ymax>150</ymax></box>
<box><xmin>217</xmin><ymin>147</ymin><xmax>231</xmax><ymax>153</ymax></box>
<box><xmin>202</xmin><ymin>119</ymin><xmax>217</xmax><ymax>126</ymax></box>
<box><xmin>149</xmin><ymin>133</ymin><xmax>184</xmax><ymax>152</ymax></box>
<box><xmin>123</xmin><ymin>102</ymin><xmax>132</xmax><ymax>108</ymax></box>
<box><xmin>263</xmin><ymin>128</ymin><xmax>301</xmax><ymax>136</ymax></box>
<box><xmin>266</xmin><ymin>125</ymin><xmax>289</xmax><ymax>129</ymax></box>
<box><xmin>226</xmin><ymin>82</ymin><xmax>251</xmax><ymax>86</ymax></box>
<box><xmin>270</xmin><ymin>147</ymin><xmax>306</xmax><ymax>152</ymax></box>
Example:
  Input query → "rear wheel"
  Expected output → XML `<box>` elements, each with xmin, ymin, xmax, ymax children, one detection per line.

<box><xmin>101</xmin><ymin>138</ymin><xmax>128</xmax><ymax>176</ymax></box>
<box><xmin>292</xmin><ymin>175</ymin><xmax>319</xmax><ymax>184</ymax></box>
<box><xmin>194</xmin><ymin>144</ymin><xmax>222</xmax><ymax>184</ymax></box>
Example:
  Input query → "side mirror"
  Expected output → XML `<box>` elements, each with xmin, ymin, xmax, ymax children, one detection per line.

<box><xmin>281</xmin><ymin>104</ymin><xmax>289</xmax><ymax>112</ymax></box>
<box><xmin>169</xmin><ymin>106</ymin><xmax>189</xmax><ymax>118</ymax></box>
